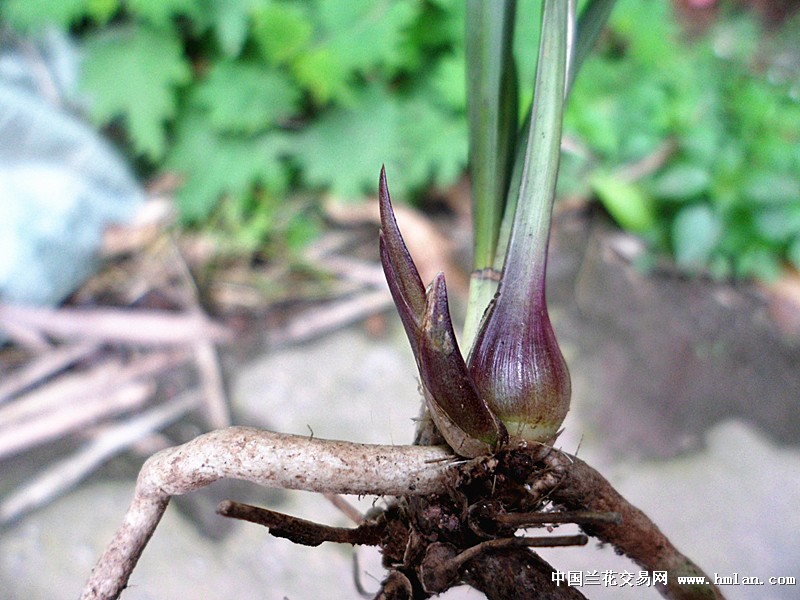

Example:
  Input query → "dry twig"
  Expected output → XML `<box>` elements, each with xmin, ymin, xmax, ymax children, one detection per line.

<box><xmin>167</xmin><ymin>239</ymin><xmax>231</xmax><ymax>429</ymax></box>
<box><xmin>0</xmin><ymin>304</ymin><xmax>231</xmax><ymax>345</ymax></box>
<box><xmin>267</xmin><ymin>289</ymin><xmax>393</xmax><ymax>346</ymax></box>
<box><xmin>0</xmin><ymin>380</ymin><xmax>154</xmax><ymax>461</ymax></box>
<box><xmin>0</xmin><ymin>342</ymin><xmax>98</xmax><ymax>405</ymax></box>
<box><xmin>0</xmin><ymin>391</ymin><xmax>200</xmax><ymax>525</ymax></box>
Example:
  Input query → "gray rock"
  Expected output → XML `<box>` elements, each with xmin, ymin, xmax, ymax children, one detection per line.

<box><xmin>0</xmin><ymin>31</ymin><xmax>144</xmax><ymax>310</ymax></box>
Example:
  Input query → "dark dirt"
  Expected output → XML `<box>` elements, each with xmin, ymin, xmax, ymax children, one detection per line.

<box><xmin>546</xmin><ymin>207</ymin><xmax>800</xmax><ymax>459</ymax></box>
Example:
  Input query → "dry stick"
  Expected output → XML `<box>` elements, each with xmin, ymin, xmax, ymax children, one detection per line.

<box><xmin>0</xmin><ymin>303</ymin><xmax>231</xmax><ymax>345</ymax></box>
<box><xmin>316</xmin><ymin>255</ymin><xmax>389</xmax><ymax>288</ymax></box>
<box><xmin>0</xmin><ymin>357</ymin><xmax>126</xmax><ymax>426</ymax></box>
<box><xmin>0</xmin><ymin>380</ymin><xmax>154</xmax><ymax>461</ymax></box>
<box><xmin>0</xmin><ymin>392</ymin><xmax>201</xmax><ymax>525</ymax></box>
<box><xmin>0</xmin><ymin>341</ymin><xmax>98</xmax><ymax>405</ymax></box>
<box><xmin>323</xmin><ymin>492</ymin><xmax>365</xmax><ymax>525</ymax></box>
<box><xmin>79</xmin><ymin>428</ymin><xmax>454</xmax><ymax>600</ymax></box>
<box><xmin>192</xmin><ymin>340</ymin><xmax>230</xmax><ymax>428</ymax></box>
<box><xmin>127</xmin><ymin>431</ymin><xmax>173</xmax><ymax>457</ymax></box>
<box><xmin>0</xmin><ymin>350</ymin><xmax>186</xmax><ymax>426</ymax></box>
<box><xmin>0</xmin><ymin>317</ymin><xmax>51</xmax><ymax>352</ymax></box>
<box><xmin>169</xmin><ymin>238</ymin><xmax>231</xmax><ymax>429</ymax></box>
<box><xmin>615</xmin><ymin>138</ymin><xmax>677</xmax><ymax>182</ymax></box>
<box><xmin>544</xmin><ymin>451</ymin><xmax>725</xmax><ymax>600</ymax></box>
<box><xmin>0</xmin><ymin>350</ymin><xmax>188</xmax><ymax>458</ymax></box>
<box><xmin>268</xmin><ymin>288</ymin><xmax>393</xmax><ymax>346</ymax></box>
<box><xmin>100</xmin><ymin>197</ymin><xmax>174</xmax><ymax>257</ymax></box>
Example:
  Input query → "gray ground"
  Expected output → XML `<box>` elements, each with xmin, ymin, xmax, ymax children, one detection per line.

<box><xmin>2</xmin><ymin>215</ymin><xmax>799</xmax><ymax>599</ymax></box>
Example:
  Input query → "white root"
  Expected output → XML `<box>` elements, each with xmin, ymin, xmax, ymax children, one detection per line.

<box><xmin>79</xmin><ymin>427</ymin><xmax>455</xmax><ymax>600</ymax></box>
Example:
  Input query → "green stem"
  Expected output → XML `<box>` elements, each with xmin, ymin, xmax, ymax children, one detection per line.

<box><xmin>498</xmin><ymin>0</ymin><xmax>571</xmax><ymax>311</ymax></box>
<box><xmin>492</xmin><ymin>0</ymin><xmax>615</xmax><ymax>281</ymax></box>
<box><xmin>466</xmin><ymin>0</ymin><xmax>518</xmax><ymax>271</ymax></box>
<box><xmin>463</xmin><ymin>0</ymin><xmax>614</xmax><ymax>349</ymax></box>
<box><xmin>463</xmin><ymin>0</ymin><xmax>518</xmax><ymax>349</ymax></box>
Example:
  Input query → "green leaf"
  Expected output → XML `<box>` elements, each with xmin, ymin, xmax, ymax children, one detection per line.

<box><xmin>290</xmin><ymin>0</ymin><xmax>419</xmax><ymax>103</ymax></box>
<box><xmin>292</xmin><ymin>84</ymin><xmax>467</xmax><ymax>199</ymax></box>
<box><xmin>753</xmin><ymin>206</ymin><xmax>800</xmax><ymax>243</ymax></box>
<box><xmin>414</xmin><ymin>0</ymin><xmax>465</xmax><ymax>47</ymax></box>
<box><xmin>87</xmin><ymin>0</ymin><xmax>120</xmax><ymax>24</ymax></box>
<box><xmin>291</xmin><ymin>86</ymin><xmax>402</xmax><ymax>197</ymax></box>
<box><xmin>400</xmin><ymin>91</ymin><xmax>468</xmax><ymax>191</ymax></box>
<box><xmin>679</xmin><ymin>96</ymin><xmax>725</xmax><ymax>166</ymax></box>
<box><xmin>463</xmin><ymin>0</ymin><xmax>517</xmax><ymax>349</ymax></box>
<box><xmin>208</xmin><ymin>0</ymin><xmax>262</xmax><ymax>57</ymax></box>
<box><xmin>403</xmin><ymin>0</ymin><xmax>465</xmax><ymax>72</ymax></box>
<box><xmin>291</xmin><ymin>48</ymin><xmax>351</xmax><ymax>104</ymax></box>
<box><xmin>316</xmin><ymin>0</ymin><xmax>418</xmax><ymax>72</ymax></box>
<box><xmin>672</xmin><ymin>204</ymin><xmax>721</xmax><ymax>269</ymax></box>
<box><xmin>465</xmin><ymin>0</ymin><xmax>517</xmax><ymax>271</ymax></box>
<box><xmin>167</xmin><ymin>113</ymin><xmax>289</xmax><ymax>221</ymax></box>
<box><xmin>81</xmin><ymin>25</ymin><xmax>191</xmax><ymax>160</ymax></box>
<box><xmin>735</xmin><ymin>245</ymin><xmax>781</xmax><ymax>280</ymax></box>
<box><xmin>512</xmin><ymin>0</ymin><xmax>543</xmax><ymax>111</ymax></box>
<box><xmin>650</xmin><ymin>164</ymin><xmax>711</xmax><ymax>202</ymax></box>
<box><xmin>590</xmin><ymin>172</ymin><xmax>656</xmax><ymax>233</ymax></box>
<box><xmin>431</xmin><ymin>52</ymin><xmax>468</xmax><ymax>112</ymax></box>
<box><xmin>495</xmin><ymin>0</ymin><xmax>570</xmax><ymax>308</ymax></box>
<box><xmin>570</xmin><ymin>0</ymin><xmax>617</xmax><ymax>91</ymax></box>
<box><xmin>464</xmin><ymin>0</ymin><xmax>573</xmax><ymax>445</ymax></box>
<box><xmin>2</xmin><ymin>0</ymin><xmax>90</xmax><ymax>30</ymax></box>
<box><xmin>252</xmin><ymin>2</ymin><xmax>313</xmax><ymax>64</ymax></box>
<box><xmin>608</xmin><ymin>0</ymin><xmax>676</xmax><ymax>65</ymax></box>
<box><xmin>742</xmin><ymin>172</ymin><xmax>800</xmax><ymax>205</ymax></box>
<box><xmin>285</xmin><ymin>212</ymin><xmax>320</xmax><ymax>253</ymax></box>
<box><xmin>193</xmin><ymin>61</ymin><xmax>298</xmax><ymax>134</ymax></box>
<box><xmin>126</xmin><ymin>0</ymin><xmax>196</xmax><ymax>26</ymax></box>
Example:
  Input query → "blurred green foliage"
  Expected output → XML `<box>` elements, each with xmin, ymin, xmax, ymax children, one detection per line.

<box><xmin>565</xmin><ymin>0</ymin><xmax>800</xmax><ymax>279</ymax></box>
<box><xmin>3</xmin><ymin>0</ymin><xmax>799</xmax><ymax>277</ymax></box>
<box><xmin>1</xmin><ymin>0</ymin><xmax>471</xmax><ymax>256</ymax></box>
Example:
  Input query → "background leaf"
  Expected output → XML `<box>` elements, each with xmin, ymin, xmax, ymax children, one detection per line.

<box><xmin>650</xmin><ymin>164</ymin><xmax>711</xmax><ymax>202</ymax></box>
<box><xmin>192</xmin><ymin>60</ymin><xmax>298</xmax><ymax>134</ymax></box>
<box><xmin>252</xmin><ymin>2</ymin><xmax>313</xmax><ymax>64</ymax></box>
<box><xmin>590</xmin><ymin>173</ymin><xmax>657</xmax><ymax>234</ymax></box>
<box><xmin>5</xmin><ymin>0</ymin><xmax>798</xmax><ymax>277</ymax></box>
<box><xmin>2</xmin><ymin>0</ymin><xmax>91</xmax><ymax>30</ymax></box>
<box><xmin>292</xmin><ymin>84</ymin><xmax>467</xmax><ymax>199</ymax></box>
<box><xmin>167</xmin><ymin>113</ymin><xmax>289</xmax><ymax>221</ymax></box>
<box><xmin>289</xmin><ymin>0</ymin><xmax>419</xmax><ymax>104</ymax></box>
<box><xmin>209</xmin><ymin>0</ymin><xmax>256</xmax><ymax>57</ymax></box>
<box><xmin>81</xmin><ymin>25</ymin><xmax>191</xmax><ymax>159</ymax></box>
<box><xmin>672</xmin><ymin>204</ymin><xmax>722</xmax><ymax>270</ymax></box>
<box><xmin>126</xmin><ymin>0</ymin><xmax>197</xmax><ymax>26</ymax></box>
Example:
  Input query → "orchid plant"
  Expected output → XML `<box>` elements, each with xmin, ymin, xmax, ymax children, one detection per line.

<box><xmin>379</xmin><ymin>0</ymin><xmax>614</xmax><ymax>457</ymax></box>
<box><xmin>80</xmin><ymin>3</ymin><xmax>724</xmax><ymax>599</ymax></box>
